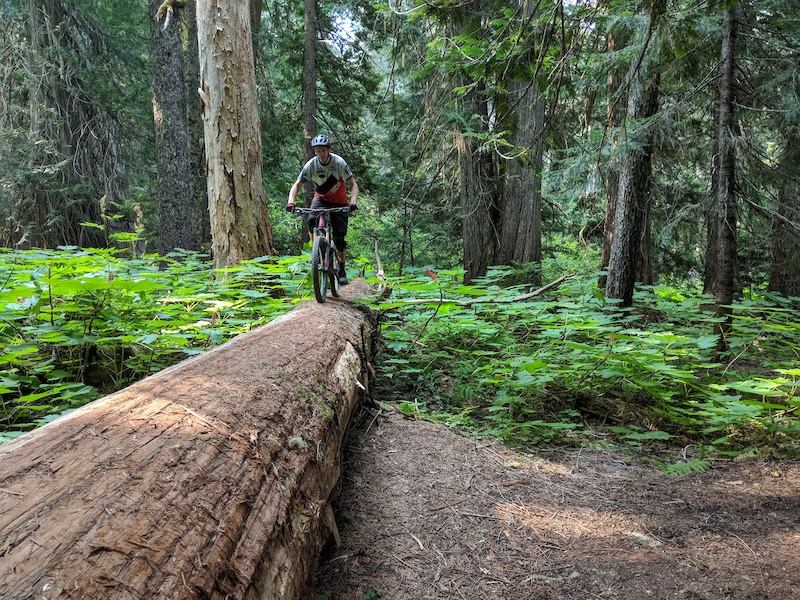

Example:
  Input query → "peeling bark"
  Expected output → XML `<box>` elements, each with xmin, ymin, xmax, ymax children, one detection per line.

<box><xmin>197</xmin><ymin>0</ymin><xmax>275</xmax><ymax>268</ymax></box>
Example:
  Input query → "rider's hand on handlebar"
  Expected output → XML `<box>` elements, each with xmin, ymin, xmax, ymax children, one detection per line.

<box><xmin>286</xmin><ymin>203</ymin><xmax>295</xmax><ymax>213</ymax></box>
<box><xmin>348</xmin><ymin>203</ymin><xmax>358</xmax><ymax>213</ymax></box>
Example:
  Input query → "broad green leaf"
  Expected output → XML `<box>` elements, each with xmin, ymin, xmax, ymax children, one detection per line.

<box><xmin>726</xmin><ymin>379</ymin><xmax>784</xmax><ymax>397</ymax></box>
<box><xmin>696</xmin><ymin>335</ymin><xmax>719</xmax><ymax>349</ymax></box>
<box><xmin>15</xmin><ymin>390</ymin><xmax>54</xmax><ymax>404</ymax></box>
<box><xmin>624</xmin><ymin>431</ymin><xmax>671</xmax><ymax>441</ymax></box>
<box><xmin>740</xmin><ymin>400</ymin><xmax>788</xmax><ymax>410</ymax></box>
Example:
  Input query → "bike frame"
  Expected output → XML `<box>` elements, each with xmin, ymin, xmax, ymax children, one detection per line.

<box><xmin>294</xmin><ymin>206</ymin><xmax>349</xmax><ymax>303</ymax></box>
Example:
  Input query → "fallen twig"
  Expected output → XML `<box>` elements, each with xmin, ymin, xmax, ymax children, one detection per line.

<box><xmin>386</xmin><ymin>273</ymin><xmax>577</xmax><ymax>307</ymax></box>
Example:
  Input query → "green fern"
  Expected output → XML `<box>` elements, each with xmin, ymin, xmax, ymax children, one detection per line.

<box><xmin>656</xmin><ymin>458</ymin><xmax>712</xmax><ymax>476</ymax></box>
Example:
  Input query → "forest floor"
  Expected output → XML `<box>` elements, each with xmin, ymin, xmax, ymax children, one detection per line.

<box><xmin>314</xmin><ymin>407</ymin><xmax>800</xmax><ymax>599</ymax></box>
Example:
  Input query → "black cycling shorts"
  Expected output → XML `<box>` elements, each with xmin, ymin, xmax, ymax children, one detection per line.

<box><xmin>308</xmin><ymin>197</ymin><xmax>349</xmax><ymax>250</ymax></box>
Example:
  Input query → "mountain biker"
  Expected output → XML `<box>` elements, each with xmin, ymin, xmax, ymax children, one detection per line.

<box><xmin>286</xmin><ymin>134</ymin><xmax>359</xmax><ymax>284</ymax></box>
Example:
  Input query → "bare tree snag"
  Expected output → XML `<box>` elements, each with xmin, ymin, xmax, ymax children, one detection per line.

<box><xmin>0</xmin><ymin>282</ymin><xmax>375</xmax><ymax>599</ymax></box>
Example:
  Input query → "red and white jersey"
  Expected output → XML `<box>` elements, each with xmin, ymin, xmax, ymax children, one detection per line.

<box><xmin>297</xmin><ymin>153</ymin><xmax>353</xmax><ymax>205</ymax></box>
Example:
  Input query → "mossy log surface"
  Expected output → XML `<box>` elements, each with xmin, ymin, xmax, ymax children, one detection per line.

<box><xmin>0</xmin><ymin>282</ymin><xmax>375</xmax><ymax>600</ymax></box>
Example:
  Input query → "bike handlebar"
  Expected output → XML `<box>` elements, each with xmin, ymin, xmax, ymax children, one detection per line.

<box><xmin>292</xmin><ymin>206</ymin><xmax>352</xmax><ymax>214</ymax></box>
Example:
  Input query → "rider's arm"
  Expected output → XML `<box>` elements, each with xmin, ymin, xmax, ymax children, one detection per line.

<box><xmin>287</xmin><ymin>179</ymin><xmax>303</xmax><ymax>209</ymax></box>
<box><xmin>348</xmin><ymin>177</ymin><xmax>359</xmax><ymax>208</ymax></box>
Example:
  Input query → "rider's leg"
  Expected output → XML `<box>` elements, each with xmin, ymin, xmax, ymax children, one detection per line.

<box><xmin>308</xmin><ymin>197</ymin><xmax>325</xmax><ymax>243</ymax></box>
<box><xmin>331</xmin><ymin>211</ymin><xmax>349</xmax><ymax>284</ymax></box>
<box><xmin>336</xmin><ymin>249</ymin><xmax>348</xmax><ymax>284</ymax></box>
<box><xmin>307</xmin><ymin>215</ymin><xmax>316</xmax><ymax>240</ymax></box>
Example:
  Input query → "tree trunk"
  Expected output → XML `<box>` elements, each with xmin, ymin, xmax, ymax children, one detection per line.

<box><xmin>302</xmin><ymin>0</ymin><xmax>318</xmax><ymax>181</ymax></box>
<box><xmin>598</xmin><ymin>28</ymin><xmax>628</xmax><ymax>288</ymax></box>
<box><xmin>703</xmin><ymin>134</ymin><xmax>720</xmax><ymax>295</ymax></box>
<box><xmin>767</xmin><ymin>133</ymin><xmax>800</xmax><ymax>297</ymax></box>
<box><xmin>184</xmin><ymin>0</ymin><xmax>211</xmax><ymax>250</ymax></box>
<box><xmin>298</xmin><ymin>0</ymin><xmax>318</xmax><ymax>248</ymax></box>
<box><xmin>0</xmin><ymin>283</ymin><xmax>376</xmax><ymax>599</ymax></box>
<box><xmin>458</xmin><ymin>124</ymin><xmax>497</xmax><ymax>284</ymax></box>
<box><xmin>458</xmin><ymin>69</ymin><xmax>498</xmax><ymax>283</ymax></box>
<box><xmin>605</xmin><ymin>0</ymin><xmax>663</xmax><ymax>307</ymax></box>
<box><xmin>451</xmin><ymin>2</ymin><xmax>499</xmax><ymax>284</ymax></box>
<box><xmin>637</xmin><ymin>199</ymin><xmax>653</xmax><ymax>285</ymax></box>
<box><xmin>604</xmin><ymin>75</ymin><xmax>659</xmax><ymax>306</ymax></box>
<box><xmin>151</xmin><ymin>0</ymin><xmax>196</xmax><ymax>255</ymax></box>
<box><xmin>494</xmin><ymin>0</ymin><xmax>544</xmax><ymax>280</ymax></box>
<box><xmin>197</xmin><ymin>0</ymin><xmax>275</xmax><ymax>268</ymax></box>
<box><xmin>498</xmin><ymin>80</ymin><xmax>545</xmax><ymax>280</ymax></box>
<box><xmin>250</xmin><ymin>0</ymin><xmax>263</xmax><ymax>58</ymax></box>
<box><xmin>714</xmin><ymin>6</ymin><xmax>738</xmax><ymax>348</ymax></box>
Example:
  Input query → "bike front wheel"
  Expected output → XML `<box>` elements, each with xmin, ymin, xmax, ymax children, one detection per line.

<box><xmin>311</xmin><ymin>235</ymin><xmax>327</xmax><ymax>303</ymax></box>
<box><xmin>329</xmin><ymin>247</ymin><xmax>340</xmax><ymax>298</ymax></box>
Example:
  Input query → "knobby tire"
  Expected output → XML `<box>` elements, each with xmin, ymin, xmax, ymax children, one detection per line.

<box><xmin>311</xmin><ymin>235</ymin><xmax>327</xmax><ymax>303</ymax></box>
<box><xmin>329</xmin><ymin>244</ymin><xmax>340</xmax><ymax>298</ymax></box>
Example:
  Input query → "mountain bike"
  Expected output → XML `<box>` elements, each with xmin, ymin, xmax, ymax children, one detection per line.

<box><xmin>294</xmin><ymin>206</ymin><xmax>350</xmax><ymax>303</ymax></box>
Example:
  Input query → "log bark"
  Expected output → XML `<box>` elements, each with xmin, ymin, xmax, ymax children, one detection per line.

<box><xmin>0</xmin><ymin>282</ymin><xmax>375</xmax><ymax>599</ymax></box>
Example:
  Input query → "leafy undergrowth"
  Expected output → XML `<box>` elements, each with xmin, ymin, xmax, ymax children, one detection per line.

<box><xmin>367</xmin><ymin>263</ymin><xmax>800</xmax><ymax>468</ymax></box>
<box><xmin>4</xmin><ymin>249</ymin><xmax>800</xmax><ymax>469</ymax></box>
<box><xmin>0</xmin><ymin>247</ymin><xmax>316</xmax><ymax>442</ymax></box>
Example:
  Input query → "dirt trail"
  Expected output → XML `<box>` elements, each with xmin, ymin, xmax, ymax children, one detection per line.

<box><xmin>315</xmin><ymin>409</ymin><xmax>800</xmax><ymax>599</ymax></box>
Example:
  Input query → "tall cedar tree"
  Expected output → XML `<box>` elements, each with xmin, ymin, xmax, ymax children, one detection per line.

<box><xmin>451</xmin><ymin>0</ymin><xmax>549</xmax><ymax>283</ymax></box>
<box><xmin>197</xmin><ymin>0</ymin><xmax>275</xmax><ymax>268</ymax></box>
<box><xmin>598</xmin><ymin>10</ymin><xmax>630</xmax><ymax>288</ymax></box>
<box><xmin>454</xmin><ymin>3</ymin><xmax>498</xmax><ymax>283</ymax></box>
<box><xmin>496</xmin><ymin>0</ymin><xmax>546</xmax><ymax>281</ymax></box>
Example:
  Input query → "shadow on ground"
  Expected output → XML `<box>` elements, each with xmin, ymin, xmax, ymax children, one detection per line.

<box><xmin>315</xmin><ymin>409</ymin><xmax>799</xmax><ymax>599</ymax></box>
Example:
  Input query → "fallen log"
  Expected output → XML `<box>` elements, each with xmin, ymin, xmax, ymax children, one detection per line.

<box><xmin>0</xmin><ymin>281</ymin><xmax>376</xmax><ymax>599</ymax></box>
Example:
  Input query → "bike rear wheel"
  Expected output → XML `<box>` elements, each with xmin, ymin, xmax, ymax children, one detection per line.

<box><xmin>311</xmin><ymin>235</ymin><xmax>327</xmax><ymax>303</ymax></box>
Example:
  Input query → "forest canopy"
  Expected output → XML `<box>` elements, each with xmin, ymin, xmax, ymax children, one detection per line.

<box><xmin>1</xmin><ymin>1</ymin><xmax>798</xmax><ymax>291</ymax></box>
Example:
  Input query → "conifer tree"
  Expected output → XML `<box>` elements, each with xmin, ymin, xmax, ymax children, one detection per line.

<box><xmin>197</xmin><ymin>0</ymin><xmax>275</xmax><ymax>267</ymax></box>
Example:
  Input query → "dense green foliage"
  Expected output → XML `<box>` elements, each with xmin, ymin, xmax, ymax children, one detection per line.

<box><xmin>0</xmin><ymin>247</ymin><xmax>311</xmax><ymax>442</ymax></box>
<box><xmin>2</xmin><ymin>1</ymin><xmax>800</xmax><ymax>462</ymax></box>
<box><xmin>0</xmin><ymin>0</ymin><xmax>154</xmax><ymax>248</ymax></box>
<box><xmin>370</xmin><ymin>262</ymin><xmax>800</xmax><ymax>460</ymax></box>
<box><xmin>2</xmin><ymin>247</ymin><xmax>799</xmax><ymax>462</ymax></box>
